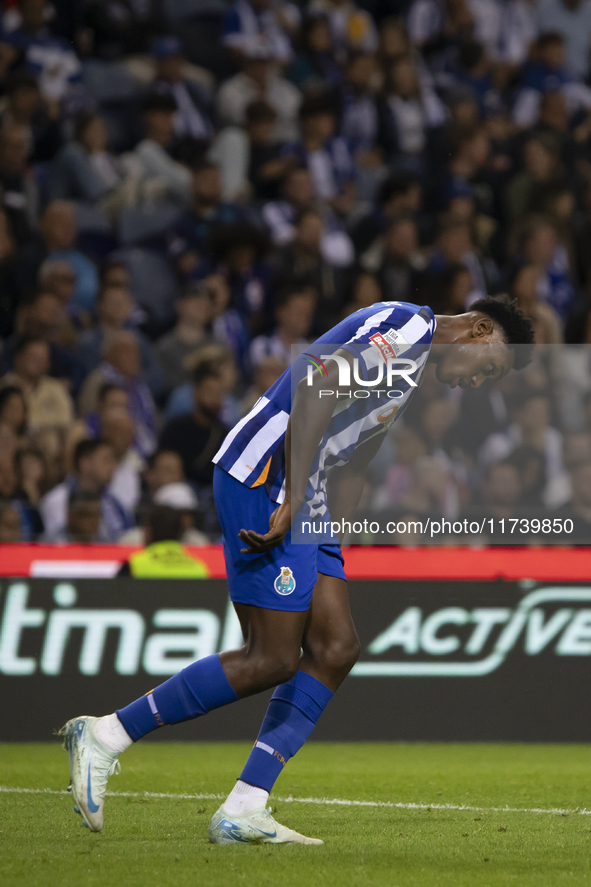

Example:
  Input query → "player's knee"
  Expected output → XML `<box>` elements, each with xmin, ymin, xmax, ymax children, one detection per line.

<box><xmin>332</xmin><ymin>635</ymin><xmax>362</xmax><ymax>672</ymax></box>
<box><xmin>313</xmin><ymin>633</ymin><xmax>361</xmax><ymax>676</ymax></box>
<box><xmin>252</xmin><ymin>652</ymin><xmax>300</xmax><ymax>686</ymax></box>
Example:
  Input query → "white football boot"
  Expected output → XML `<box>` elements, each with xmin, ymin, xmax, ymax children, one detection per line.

<box><xmin>208</xmin><ymin>805</ymin><xmax>323</xmax><ymax>845</ymax></box>
<box><xmin>59</xmin><ymin>716</ymin><xmax>121</xmax><ymax>832</ymax></box>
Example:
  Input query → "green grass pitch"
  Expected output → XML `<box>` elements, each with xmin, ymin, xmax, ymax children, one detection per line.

<box><xmin>1</xmin><ymin>742</ymin><xmax>590</xmax><ymax>886</ymax></box>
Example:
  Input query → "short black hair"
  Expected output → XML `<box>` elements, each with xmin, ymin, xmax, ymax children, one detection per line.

<box><xmin>245</xmin><ymin>100</ymin><xmax>276</xmax><ymax>124</ymax></box>
<box><xmin>68</xmin><ymin>490</ymin><xmax>101</xmax><ymax>509</ymax></box>
<box><xmin>300</xmin><ymin>93</ymin><xmax>338</xmax><ymax>121</ymax></box>
<box><xmin>146</xmin><ymin>504</ymin><xmax>184</xmax><ymax>543</ymax></box>
<box><xmin>74</xmin><ymin>110</ymin><xmax>101</xmax><ymax>143</ymax></box>
<box><xmin>193</xmin><ymin>359</ymin><xmax>223</xmax><ymax>387</ymax></box>
<box><xmin>378</xmin><ymin>170</ymin><xmax>419</xmax><ymax>205</ymax></box>
<box><xmin>73</xmin><ymin>438</ymin><xmax>110</xmax><ymax>471</ymax></box>
<box><xmin>5</xmin><ymin>69</ymin><xmax>39</xmax><ymax>96</ymax></box>
<box><xmin>275</xmin><ymin>283</ymin><xmax>316</xmax><ymax>309</ymax></box>
<box><xmin>97</xmin><ymin>382</ymin><xmax>126</xmax><ymax>404</ymax></box>
<box><xmin>470</xmin><ymin>296</ymin><xmax>535</xmax><ymax>369</ymax></box>
<box><xmin>459</xmin><ymin>39</ymin><xmax>485</xmax><ymax>70</ymax></box>
<box><xmin>0</xmin><ymin>385</ymin><xmax>25</xmax><ymax>416</ymax></box>
<box><xmin>146</xmin><ymin>449</ymin><xmax>182</xmax><ymax>470</ymax></box>
<box><xmin>537</xmin><ymin>31</ymin><xmax>564</xmax><ymax>49</ymax></box>
<box><xmin>143</xmin><ymin>92</ymin><xmax>177</xmax><ymax>114</ymax></box>
<box><xmin>14</xmin><ymin>336</ymin><xmax>48</xmax><ymax>357</ymax></box>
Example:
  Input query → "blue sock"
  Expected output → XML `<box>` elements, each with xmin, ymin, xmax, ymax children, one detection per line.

<box><xmin>239</xmin><ymin>671</ymin><xmax>333</xmax><ymax>793</ymax></box>
<box><xmin>116</xmin><ymin>654</ymin><xmax>238</xmax><ymax>741</ymax></box>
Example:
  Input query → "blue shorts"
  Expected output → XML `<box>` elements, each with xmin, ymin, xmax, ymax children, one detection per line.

<box><xmin>213</xmin><ymin>466</ymin><xmax>346</xmax><ymax>612</ymax></box>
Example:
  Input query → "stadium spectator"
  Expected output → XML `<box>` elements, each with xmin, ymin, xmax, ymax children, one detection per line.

<box><xmin>479</xmin><ymin>391</ymin><xmax>569</xmax><ymax>508</ymax></box>
<box><xmin>36</xmin><ymin>201</ymin><xmax>99</xmax><ymax>314</ymax></box>
<box><xmin>117</xmin><ymin>503</ymin><xmax>209</xmax><ymax>576</ymax></box>
<box><xmin>377</xmin><ymin>214</ymin><xmax>424</xmax><ymax>302</ymax></box>
<box><xmin>0</xmin><ymin>498</ymin><xmax>22</xmax><ymax>542</ymax></box>
<box><xmin>555</xmin><ymin>459</ymin><xmax>591</xmax><ymax>543</ymax></box>
<box><xmin>0</xmin><ymin>123</ymin><xmax>38</xmax><ymax>244</ymax></box>
<box><xmin>339</xmin><ymin>52</ymin><xmax>380</xmax><ymax>158</ymax></box>
<box><xmin>0</xmin><ymin>385</ymin><xmax>27</xmax><ymax>437</ymax></box>
<box><xmin>286</xmin><ymin>15</ymin><xmax>341</xmax><ymax>91</ymax></box>
<box><xmin>156</xmin><ymin>284</ymin><xmax>214</xmax><ymax>392</ymax></box>
<box><xmin>7</xmin><ymin>290</ymin><xmax>84</xmax><ymax>390</ymax></box>
<box><xmin>77</xmin><ymin>283</ymin><xmax>166</xmax><ymax>398</ymax></box>
<box><xmin>79</xmin><ymin>0</ymin><xmax>166</xmax><ymax>59</ymax></box>
<box><xmin>262</xmin><ymin>166</ymin><xmax>354</xmax><ymax>266</ymax></box>
<box><xmin>430</xmin><ymin>216</ymin><xmax>488</xmax><ymax>302</ymax></box>
<box><xmin>513</xmin><ymin>32</ymin><xmax>591</xmax><ymax>127</ymax></box>
<box><xmin>211</xmin><ymin>99</ymin><xmax>288</xmax><ymax>202</ymax></box>
<box><xmin>144</xmin><ymin>450</ymin><xmax>186</xmax><ymax>499</ymax></box>
<box><xmin>40</xmin><ymin>438</ymin><xmax>132</xmax><ymax>542</ymax></box>
<box><xmin>37</xmin><ymin>259</ymin><xmax>77</xmax><ymax>314</ymax></box>
<box><xmin>78</xmin><ymin>331</ymin><xmax>158</xmax><ymax>460</ymax></box>
<box><xmin>240</xmin><ymin>354</ymin><xmax>288</xmax><ymax>416</ymax></box>
<box><xmin>0</xmin><ymin>70</ymin><xmax>61</xmax><ymax>162</ymax></box>
<box><xmin>458</xmin><ymin>460</ymin><xmax>532</xmax><ymax>543</ymax></box>
<box><xmin>2</xmin><ymin>336</ymin><xmax>74</xmax><ymax>431</ymax></box>
<box><xmin>537</xmin><ymin>1</ymin><xmax>591</xmax><ymax>79</ymax></box>
<box><xmin>165</xmin><ymin>160</ymin><xmax>243</xmax><ymax>280</ymax></box>
<box><xmin>164</xmin><ymin>343</ymin><xmax>240</xmax><ymax>427</ymax></box>
<box><xmin>151</xmin><ymin>36</ymin><xmax>213</xmax><ymax>145</ymax></box>
<box><xmin>377</xmin><ymin>55</ymin><xmax>446</xmax><ymax>170</ymax></box>
<box><xmin>123</xmin><ymin>93</ymin><xmax>192</xmax><ymax>205</ymax></box>
<box><xmin>283</xmin><ymin>93</ymin><xmax>355</xmax><ymax>213</ymax></box>
<box><xmin>342</xmin><ymin>271</ymin><xmax>383</xmax><ymax>316</ymax></box>
<box><xmin>249</xmin><ymin>284</ymin><xmax>315</xmax><ymax>366</ymax></box>
<box><xmin>511</xmin><ymin>263</ymin><xmax>564</xmax><ymax>343</ymax></box>
<box><xmin>273</xmin><ymin>209</ymin><xmax>345</xmax><ymax>331</ymax></box>
<box><xmin>159</xmin><ymin>359</ymin><xmax>229</xmax><ymax>492</ymax></box>
<box><xmin>352</xmin><ymin>169</ymin><xmax>422</xmax><ymax>258</ymax></box>
<box><xmin>222</xmin><ymin>0</ymin><xmax>295</xmax><ymax>64</ymax></box>
<box><xmin>100</xmin><ymin>407</ymin><xmax>143</xmax><ymax>514</ymax></box>
<box><xmin>516</xmin><ymin>215</ymin><xmax>576</xmax><ymax>324</ymax></box>
<box><xmin>60</xmin><ymin>490</ymin><xmax>103</xmax><ymax>544</ymax></box>
<box><xmin>49</xmin><ymin>112</ymin><xmax>135</xmax><ymax>208</ymax></box>
<box><xmin>0</xmin><ymin>0</ymin><xmax>84</xmax><ymax>113</ymax></box>
<box><xmin>217</xmin><ymin>44</ymin><xmax>301</xmax><ymax>142</ymax></box>
<box><xmin>310</xmin><ymin>0</ymin><xmax>378</xmax><ymax>60</ymax></box>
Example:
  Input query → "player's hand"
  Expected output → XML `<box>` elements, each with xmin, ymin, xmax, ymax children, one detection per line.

<box><xmin>239</xmin><ymin>501</ymin><xmax>292</xmax><ymax>554</ymax></box>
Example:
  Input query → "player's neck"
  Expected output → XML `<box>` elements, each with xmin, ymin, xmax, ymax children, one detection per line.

<box><xmin>432</xmin><ymin>315</ymin><xmax>471</xmax><ymax>345</ymax></box>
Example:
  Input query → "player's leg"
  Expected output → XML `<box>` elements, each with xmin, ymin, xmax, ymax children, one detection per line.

<box><xmin>60</xmin><ymin>603</ymin><xmax>308</xmax><ymax>833</ymax></box>
<box><xmin>211</xmin><ymin>568</ymin><xmax>360</xmax><ymax>843</ymax></box>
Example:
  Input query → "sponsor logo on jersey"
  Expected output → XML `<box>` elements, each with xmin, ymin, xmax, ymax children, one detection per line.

<box><xmin>370</xmin><ymin>328</ymin><xmax>411</xmax><ymax>362</ymax></box>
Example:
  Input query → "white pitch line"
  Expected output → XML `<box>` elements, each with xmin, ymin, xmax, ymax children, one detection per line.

<box><xmin>0</xmin><ymin>785</ymin><xmax>588</xmax><ymax>817</ymax></box>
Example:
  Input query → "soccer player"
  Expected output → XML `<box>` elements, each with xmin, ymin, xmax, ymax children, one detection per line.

<box><xmin>60</xmin><ymin>297</ymin><xmax>534</xmax><ymax>842</ymax></box>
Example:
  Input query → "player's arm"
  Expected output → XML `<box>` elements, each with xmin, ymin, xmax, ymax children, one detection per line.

<box><xmin>238</xmin><ymin>350</ymin><xmax>353</xmax><ymax>554</ymax></box>
<box><xmin>326</xmin><ymin>431</ymin><xmax>385</xmax><ymax>543</ymax></box>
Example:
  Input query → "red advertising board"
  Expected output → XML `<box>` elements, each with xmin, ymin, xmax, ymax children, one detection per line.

<box><xmin>0</xmin><ymin>544</ymin><xmax>590</xmax><ymax>580</ymax></box>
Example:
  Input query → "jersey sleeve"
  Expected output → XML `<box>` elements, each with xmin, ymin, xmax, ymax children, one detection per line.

<box><xmin>339</xmin><ymin>303</ymin><xmax>435</xmax><ymax>372</ymax></box>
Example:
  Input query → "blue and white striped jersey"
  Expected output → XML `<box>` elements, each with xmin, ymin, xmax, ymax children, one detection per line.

<box><xmin>213</xmin><ymin>302</ymin><xmax>435</xmax><ymax>516</ymax></box>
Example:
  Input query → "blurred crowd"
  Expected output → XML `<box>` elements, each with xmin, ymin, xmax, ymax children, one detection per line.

<box><xmin>2</xmin><ymin>0</ymin><xmax>591</xmax><ymax>544</ymax></box>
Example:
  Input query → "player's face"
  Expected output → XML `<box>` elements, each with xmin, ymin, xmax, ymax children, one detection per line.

<box><xmin>435</xmin><ymin>343</ymin><xmax>514</xmax><ymax>389</ymax></box>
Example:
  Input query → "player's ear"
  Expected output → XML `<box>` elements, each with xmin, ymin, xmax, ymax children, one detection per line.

<box><xmin>471</xmin><ymin>315</ymin><xmax>495</xmax><ymax>339</ymax></box>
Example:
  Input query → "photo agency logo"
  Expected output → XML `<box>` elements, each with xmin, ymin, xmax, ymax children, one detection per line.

<box><xmin>303</xmin><ymin>350</ymin><xmax>419</xmax><ymax>398</ymax></box>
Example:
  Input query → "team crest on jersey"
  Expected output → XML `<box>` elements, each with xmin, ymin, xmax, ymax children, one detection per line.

<box><xmin>274</xmin><ymin>566</ymin><xmax>296</xmax><ymax>595</ymax></box>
